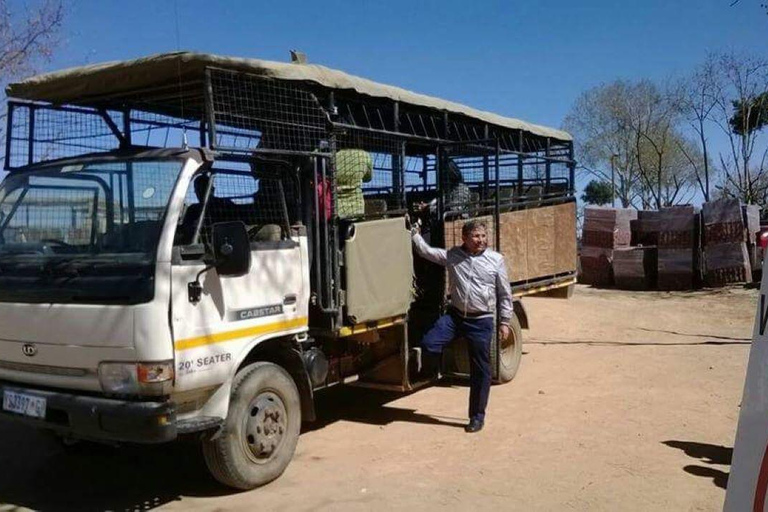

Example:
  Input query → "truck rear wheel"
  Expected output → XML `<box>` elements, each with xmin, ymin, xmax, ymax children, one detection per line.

<box><xmin>497</xmin><ymin>315</ymin><xmax>523</xmax><ymax>383</ymax></box>
<box><xmin>202</xmin><ymin>362</ymin><xmax>301</xmax><ymax>490</ymax></box>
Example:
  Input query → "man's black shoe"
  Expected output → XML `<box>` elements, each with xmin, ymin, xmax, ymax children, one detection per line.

<box><xmin>464</xmin><ymin>419</ymin><xmax>484</xmax><ymax>433</ymax></box>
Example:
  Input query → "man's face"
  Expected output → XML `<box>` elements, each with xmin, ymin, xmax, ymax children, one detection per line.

<box><xmin>462</xmin><ymin>226</ymin><xmax>487</xmax><ymax>254</ymax></box>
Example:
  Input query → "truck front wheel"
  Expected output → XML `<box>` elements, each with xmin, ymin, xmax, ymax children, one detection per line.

<box><xmin>202</xmin><ymin>362</ymin><xmax>301</xmax><ymax>490</ymax></box>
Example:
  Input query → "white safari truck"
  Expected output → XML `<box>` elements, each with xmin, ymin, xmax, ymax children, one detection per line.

<box><xmin>0</xmin><ymin>53</ymin><xmax>577</xmax><ymax>489</ymax></box>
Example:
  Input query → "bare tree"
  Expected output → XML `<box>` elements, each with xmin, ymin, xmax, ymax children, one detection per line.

<box><xmin>711</xmin><ymin>52</ymin><xmax>768</xmax><ymax>204</ymax></box>
<box><xmin>0</xmin><ymin>0</ymin><xmax>64</xmax><ymax>165</ymax></box>
<box><xmin>563</xmin><ymin>80</ymin><xmax>644</xmax><ymax>208</ymax></box>
<box><xmin>621</xmin><ymin>80</ymin><xmax>696</xmax><ymax>209</ymax></box>
<box><xmin>566</xmin><ymin>79</ymin><xmax>699</xmax><ymax>210</ymax></box>
<box><xmin>0</xmin><ymin>0</ymin><xmax>64</xmax><ymax>82</ymax></box>
<box><xmin>679</xmin><ymin>54</ymin><xmax>722</xmax><ymax>202</ymax></box>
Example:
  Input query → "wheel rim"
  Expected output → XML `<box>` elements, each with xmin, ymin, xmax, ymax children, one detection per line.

<box><xmin>241</xmin><ymin>390</ymin><xmax>288</xmax><ymax>464</ymax></box>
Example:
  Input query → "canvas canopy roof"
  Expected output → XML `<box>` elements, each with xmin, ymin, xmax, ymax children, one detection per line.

<box><xmin>6</xmin><ymin>51</ymin><xmax>572</xmax><ymax>143</ymax></box>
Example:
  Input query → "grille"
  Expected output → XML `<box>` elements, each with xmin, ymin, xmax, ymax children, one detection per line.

<box><xmin>0</xmin><ymin>360</ymin><xmax>90</xmax><ymax>377</ymax></box>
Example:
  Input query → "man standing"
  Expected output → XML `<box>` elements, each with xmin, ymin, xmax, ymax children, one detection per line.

<box><xmin>412</xmin><ymin>219</ymin><xmax>513</xmax><ymax>433</ymax></box>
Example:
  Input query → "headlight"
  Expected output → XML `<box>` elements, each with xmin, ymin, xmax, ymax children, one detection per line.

<box><xmin>98</xmin><ymin>361</ymin><xmax>174</xmax><ymax>396</ymax></box>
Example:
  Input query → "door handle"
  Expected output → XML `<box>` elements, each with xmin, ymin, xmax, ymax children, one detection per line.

<box><xmin>283</xmin><ymin>294</ymin><xmax>297</xmax><ymax>306</ymax></box>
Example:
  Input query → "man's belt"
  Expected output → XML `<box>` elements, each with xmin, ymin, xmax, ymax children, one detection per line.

<box><xmin>448</xmin><ymin>306</ymin><xmax>493</xmax><ymax>319</ymax></box>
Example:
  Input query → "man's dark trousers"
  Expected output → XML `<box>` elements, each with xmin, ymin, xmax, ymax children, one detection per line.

<box><xmin>421</xmin><ymin>311</ymin><xmax>494</xmax><ymax>422</ymax></box>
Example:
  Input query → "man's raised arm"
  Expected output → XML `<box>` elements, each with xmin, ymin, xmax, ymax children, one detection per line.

<box><xmin>412</xmin><ymin>231</ymin><xmax>448</xmax><ymax>267</ymax></box>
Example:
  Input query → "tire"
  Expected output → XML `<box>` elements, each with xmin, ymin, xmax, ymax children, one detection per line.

<box><xmin>496</xmin><ymin>315</ymin><xmax>523</xmax><ymax>384</ymax></box>
<box><xmin>202</xmin><ymin>362</ymin><xmax>301</xmax><ymax>490</ymax></box>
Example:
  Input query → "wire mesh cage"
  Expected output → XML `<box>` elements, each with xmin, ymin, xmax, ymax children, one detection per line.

<box><xmin>6</xmin><ymin>104</ymin><xmax>122</xmax><ymax>168</ymax></box>
<box><xmin>207</xmin><ymin>67</ymin><xmax>328</xmax><ymax>154</ymax></box>
<box><xmin>332</xmin><ymin>127</ymin><xmax>406</xmax><ymax>219</ymax></box>
<box><xmin>174</xmin><ymin>168</ymin><xmax>293</xmax><ymax>247</ymax></box>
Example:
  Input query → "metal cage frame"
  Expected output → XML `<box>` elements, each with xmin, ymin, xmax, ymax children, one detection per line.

<box><xmin>4</xmin><ymin>66</ymin><xmax>576</xmax><ymax>331</ymax></box>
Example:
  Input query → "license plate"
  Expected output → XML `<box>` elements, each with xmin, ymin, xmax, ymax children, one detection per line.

<box><xmin>2</xmin><ymin>389</ymin><xmax>46</xmax><ymax>419</ymax></box>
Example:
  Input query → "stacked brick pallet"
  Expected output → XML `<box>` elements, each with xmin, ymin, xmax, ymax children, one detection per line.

<box><xmin>580</xmin><ymin>207</ymin><xmax>636</xmax><ymax>286</ymax></box>
<box><xmin>702</xmin><ymin>198</ymin><xmax>752</xmax><ymax>287</ymax></box>
<box><xmin>630</xmin><ymin>210</ymin><xmax>660</xmax><ymax>246</ymax></box>
<box><xmin>613</xmin><ymin>246</ymin><xmax>658</xmax><ymax>289</ymax></box>
<box><xmin>616</xmin><ymin>210</ymin><xmax>660</xmax><ymax>290</ymax></box>
<box><xmin>657</xmin><ymin>206</ymin><xmax>697</xmax><ymax>291</ymax></box>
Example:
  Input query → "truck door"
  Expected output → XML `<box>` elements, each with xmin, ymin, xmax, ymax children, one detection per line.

<box><xmin>169</xmin><ymin>169</ymin><xmax>309</xmax><ymax>393</ymax></box>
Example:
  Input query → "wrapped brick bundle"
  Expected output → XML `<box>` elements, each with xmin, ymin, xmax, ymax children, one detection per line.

<box><xmin>579</xmin><ymin>246</ymin><xmax>613</xmax><ymax>287</ymax></box>
<box><xmin>631</xmin><ymin>210</ymin><xmax>660</xmax><ymax>246</ymax></box>
<box><xmin>658</xmin><ymin>206</ymin><xmax>695</xmax><ymax>247</ymax></box>
<box><xmin>704</xmin><ymin>242</ymin><xmax>752</xmax><ymax>286</ymax></box>
<box><xmin>703</xmin><ymin>198</ymin><xmax>745</xmax><ymax>244</ymax></box>
<box><xmin>742</xmin><ymin>205</ymin><xmax>761</xmax><ymax>273</ymax></box>
<box><xmin>743</xmin><ymin>205</ymin><xmax>761</xmax><ymax>239</ymax></box>
<box><xmin>657</xmin><ymin>206</ymin><xmax>696</xmax><ymax>290</ymax></box>
<box><xmin>658</xmin><ymin>248</ymin><xmax>694</xmax><ymax>290</ymax></box>
<box><xmin>582</xmin><ymin>207</ymin><xmax>637</xmax><ymax>249</ymax></box>
<box><xmin>613</xmin><ymin>246</ymin><xmax>658</xmax><ymax>290</ymax></box>
<box><xmin>702</xmin><ymin>199</ymin><xmax>753</xmax><ymax>286</ymax></box>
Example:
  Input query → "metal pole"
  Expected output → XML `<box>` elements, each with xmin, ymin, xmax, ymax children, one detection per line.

<box><xmin>545</xmin><ymin>137</ymin><xmax>551</xmax><ymax>196</ymax></box>
<box><xmin>204</xmin><ymin>69</ymin><xmax>217</xmax><ymax>150</ymax></box>
<box><xmin>610</xmin><ymin>154</ymin><xmax>616</xmax><ymax>208</ymax></box>
<box><xmin>517</xmin><ymin>131</ymin><xmax>524</xmax><ymax>198</ymax></box>
<box><xmin>27</xmin><ymin>105</ymin><xmax>35</xmax><ymax>166</ymax></box>
<box><xmin>568</xmin><ymin>142</ymin><xmax>575</xmax><ymax>196</ymax></box>
<box><xmin>483</xmin><ymin>124</ymin><xmax>490</xmax><ymax>200</ymax></box>
<box><xmin>4</xmin><ymin>103</ymin><xmax>14</xmax><ymax>170</ymax></box>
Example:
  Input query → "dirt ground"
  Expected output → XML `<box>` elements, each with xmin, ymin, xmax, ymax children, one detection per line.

<box><xmin>0</xmin><ymin>285</ymin><xmax>757</xmax><ymax>511</ymax></box>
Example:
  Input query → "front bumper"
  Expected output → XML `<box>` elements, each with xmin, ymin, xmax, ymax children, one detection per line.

<box><xmin>0</xmin><ymin>381</ymin><xmax>176</xmax><ymax>444</ymax></box>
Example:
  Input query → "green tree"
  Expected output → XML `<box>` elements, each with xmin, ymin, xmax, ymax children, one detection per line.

<box><xmin>730</xmin><ymin>91</ymin><xmax>768</xmax><ymax>136</ymax></box>
<box><xmin>580</xmin><ymin>180</ymin><xmax>613</xmax><ymax>205</ymax></box>
<box><xmin>712</xmin><ymin>52</ymin><xmax>768</xmax><ymax>205</ymax></box>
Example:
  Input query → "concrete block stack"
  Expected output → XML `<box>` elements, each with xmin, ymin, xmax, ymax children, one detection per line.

<box><xmin>657</xmin><ymin>206</ymin><xmax>696</xmax><ymax>291</ymax></box>
<box><xmin>702</xmin><ymin>198</ymin><xmax>753</xmax><ymax>287</ymax></box>
<box><xmin>580</xmin><ymin>207</ymin><xmax>637</xmax><ymax>286</ymax></box>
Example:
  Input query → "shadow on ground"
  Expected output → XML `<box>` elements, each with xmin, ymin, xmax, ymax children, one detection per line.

<box><xmin>636</xmin><ymin>328</ymin><xmax>751</xmax><ymax>342</ymax></box>
<box><xmin>0</xmin><ymin>424</ymin><xmax>228</xmax><ymax>511</ymax></box>
<box><xmin>0</xmin><ymin>384</ymin><xmax>463</xmax><ymax>511</ymax></box>
<box><xmin>306</xmin><ymin>382</ymin><xmax>466</xmax><ymax>432</ymax></box>
<box><xmin>663</xmin><ymin>440</ymin><xmax>732</xmax><ymax>489</ymax></box>
<box><xmin>527</xmin><ymin>338</ymin><xmax>749</xmax><ymax>346</ymax></box>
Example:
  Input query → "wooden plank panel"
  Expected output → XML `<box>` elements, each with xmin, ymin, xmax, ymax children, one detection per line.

<box><xmin>554</xmin><ymin>202</ymin><xmax>577</xmax><ymax>274</ymax></box>
<box><xmin>499</xmin><ymin>209</ymin><xmax>528</xmax><ymax>282</ymax></box>
<box><xmin>526</xmin><ymin>207</ymin><xmax>556</xmax><ymax>278</ymax></box>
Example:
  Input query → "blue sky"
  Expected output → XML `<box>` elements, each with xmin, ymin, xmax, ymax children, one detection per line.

<box><xmin>44</xmin><ymin>0</ymin><xmax>766</xmax><ymax>133</ymax></box>
<box><xmin>11</xmin><ymin>0</ymin><xmax>768</xmax><ymax>202</ymax></box>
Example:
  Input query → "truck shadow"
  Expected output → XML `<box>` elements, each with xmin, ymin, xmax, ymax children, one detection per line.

<box><xmin>305</xmin><ymin>383</ymin><xmax>466</xmax><ymax>432</ymax></box>
<box><xmin>662</xmin><ymin>440</ymin><xmax>732</xmax><ymax>489</ymax></box>
<box><xmin>0</xmin><ymin>384</ymin><xmax>461</xmax><ymax>511</ymax></box>
<box><xmin>0</xmin><ymin>423</ymin><xmax>229</xmax><ymax>511</ymax></box>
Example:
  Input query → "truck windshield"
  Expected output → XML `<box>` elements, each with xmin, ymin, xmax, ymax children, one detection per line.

<box><xmin>0</xmin><ymin>158</ymin><xmax>183</xmax><ymax>304</ymax></box>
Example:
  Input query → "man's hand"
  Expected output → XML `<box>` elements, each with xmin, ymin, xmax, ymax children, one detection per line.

<box><xmin>499</xmin><ymin>323</ymin><xmax>511</xmax><ymax>341</ymax></box>
<box><xmin>409</xmin><ymin>216</ymin><xmax>422</xmax><ymax>236</ymax></box>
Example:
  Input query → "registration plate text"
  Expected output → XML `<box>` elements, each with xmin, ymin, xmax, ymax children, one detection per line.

<box><xmin>2</xmin><ymin>390</ymin><xmax>46</xmax><ymax>419</ymax></box>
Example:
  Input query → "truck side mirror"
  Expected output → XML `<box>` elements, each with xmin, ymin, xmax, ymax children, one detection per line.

<box><xmin>212</xmin><ymin>221</ymin><xmax>251</xmax><ymax>277</ymax></box>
